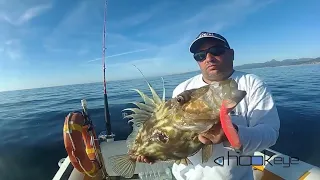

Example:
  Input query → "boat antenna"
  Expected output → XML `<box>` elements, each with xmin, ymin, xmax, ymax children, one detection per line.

<box><xmin>101</xmin><ymin>0</ymin><xmax>114</xmax><ymax>140</ymax></box>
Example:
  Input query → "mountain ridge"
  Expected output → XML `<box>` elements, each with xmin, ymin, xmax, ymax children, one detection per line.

<box><xmin>234</xmin><ymin>57</ymin><xmax>320</xmax><ymax>70</ymax></box>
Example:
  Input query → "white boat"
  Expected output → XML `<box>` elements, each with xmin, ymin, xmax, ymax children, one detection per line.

<box><xmin>52</xmin><ymin>134</ymin><xmax>320</xmax><ymax>180</ymax></box>
<box><xmin>52</xmin><ymin>97</ymin><xmax>320</xmax><ymax>180</ymax></box>
<box><xmin>52</xmin><ymin>1</ymin><xmax>320</xmax><ymax>179</ymax></box>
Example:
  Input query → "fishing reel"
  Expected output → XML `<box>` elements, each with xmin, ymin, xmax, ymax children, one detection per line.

<box><xmin>81</xmin><ymin>99</ymin><xmax>94</xmax><ymax>131</ymax></box>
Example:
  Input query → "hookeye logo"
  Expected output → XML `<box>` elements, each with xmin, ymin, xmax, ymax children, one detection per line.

<box><xmin>213</xmin><ymin>151</ymin><xmax>299</xmax><ymax>167</ymax></box>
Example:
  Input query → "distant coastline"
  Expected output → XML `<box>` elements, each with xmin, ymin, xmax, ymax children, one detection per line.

<box><xmin>1</xmin><ymin>57</ymin><xmax>319</xmax><ymax>93</ymax></box>
<box><xmin>234</xmin><ymin>57</ymin><xmax>320</xmax><ymax>70</ymax></box>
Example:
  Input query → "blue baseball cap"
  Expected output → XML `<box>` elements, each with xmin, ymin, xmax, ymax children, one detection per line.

<box><xmin>189</xmin><ymin>32</ymin><xmax>230</xmax><ymax>53</ymax></box>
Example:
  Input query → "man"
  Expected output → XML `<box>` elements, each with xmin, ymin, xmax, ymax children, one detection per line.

<box><xmin>137</xmin><ymin>32</ymin><xmax>280</xmax><ymax>180</ymax></box>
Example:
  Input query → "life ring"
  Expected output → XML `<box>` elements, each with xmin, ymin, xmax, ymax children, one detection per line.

<box><xmin>63</xmin><ymin>111</ymin><xmax>101</xmax><ymax>177</ymax></box>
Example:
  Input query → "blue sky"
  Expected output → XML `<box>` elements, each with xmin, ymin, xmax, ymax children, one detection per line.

<box><xmin>0</xmin><ymin>0</ymin><xmax>319</xmax><ymax>91</ymax></box>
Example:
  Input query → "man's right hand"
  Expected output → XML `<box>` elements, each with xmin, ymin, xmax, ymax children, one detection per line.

<box><xmin>135</xmin><ymin>155</ymin><xmax>154</xmax><ymax>164</ymax></box>
<box><xmin>198</xmin><ymin>123</ymin><xmax>228</xmax><ymax>144</ymax></box>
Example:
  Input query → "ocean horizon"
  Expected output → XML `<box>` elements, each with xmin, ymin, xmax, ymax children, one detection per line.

<box><xmin>0</xmin><ymin>64</ymin><xmax>319</xmax><ymax>180</ymax></box>
<box><xmin>2</xmin><ymin>62</ymin><xmax>316</xmax><ymax>93</ymax></box>
<box><xmin>0</xmin><ymin>69</ymin><xmax>201</xmax><ymax>93</ymax></box>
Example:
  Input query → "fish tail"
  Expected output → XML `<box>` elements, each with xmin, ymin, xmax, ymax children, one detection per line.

<box><xmin>108</xmin><ymin>154</ymin><xmax>136</xmax><ymax>178</ymax></box>
<box><xmin>220</xmin><ymin>101</ymin><xmax>242</xmax><ymax>149</ymax></box>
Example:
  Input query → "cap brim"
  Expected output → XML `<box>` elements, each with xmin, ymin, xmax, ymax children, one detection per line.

<box><xmin>189</xmin><ymin>36</ymin><xmax>227</xmax><ymax>53</ymax></box>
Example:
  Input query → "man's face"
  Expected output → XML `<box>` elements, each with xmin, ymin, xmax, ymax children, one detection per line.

<box><xmin>194</xmin><ymin>39</ymin><xmax>234</xmax><ymax>82</ymax></box>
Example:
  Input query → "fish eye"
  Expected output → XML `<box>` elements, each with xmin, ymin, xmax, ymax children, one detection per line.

<box><xmin>176</xmin><ymin>90</ymin><xmax>192</xmax><ymax>105</ymax></box>
<box><xmin>177</xmin><ymin>96</ymin><xmax>185</xmax><ymax>105</ymax></box>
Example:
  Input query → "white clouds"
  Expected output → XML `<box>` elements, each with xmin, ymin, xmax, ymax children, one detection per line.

<box><xmin>42</xmin><ymin>0</ymin><xmax>163</xmax><ymax>60</ymax></box>
<box><xmin>187</xmin><ymin>0</ymin><xmax>276</xmax><ymax>29</ymax></box>
<box><xmin>102</xmin><ymin>36</ymin><xmax>200</xmax><ymax>79</ymax></box>
<box><xmin>18</xmin><ymin>4</ymin><xmax>51</xmax><ymax>25</ymax></box>
<box><xmin>0</xmin><ymin>3</ymin><xmax>51</xmax><ymax>26</ymax></box>
<box><xmin>109</xmin><ymin>58</ymin><xmax>161</xmax><ymax>69</ymax></box>
<box><xmin>105</xmin><ymin>32</ymin><xmax>157</xmax><ymax>51</ymax></box>
<box><xmin>0</xmin><ymin>0</ymin><xmax>52</xmax><ymax>66</ymax></box>
<box><xmin>6</xmin><ymin>50</ymin><xmax>21</xmax><ymax>60</ymax></box>
<box><xmin>87</xmin><ymin>49</ymin><xmax>148</xmax><ymax>63</ymax></box>
<box><xmin>5</xmin><ymin>40</ymin><xmax>14</xmax><ymax>45</ymax></box>
<box><xmin>109</xmin><ymin>1</ymin><xmax>172</xmax><ymax>29</ymax></box>
<box><xmin>0</xmin><ymin>39</ymin><xmax>21</xmax><ymax>61</ymax></box>
<box><xmin>43</xmin><ymin>1</ymin><xmax>90</xmax><ymax>51</ymax></box>
<box><xmin>0</xmin><ymin>0</ymin><xmax>281</xmax><ymax>91</ymax></box>
<box><xmin>47</xmin><ymin>1</ymin><xmax>89</xmax><ymax>36</ymax></box>
<box><xmin>111</xmin><ymin>11</ymin><xmax>155</xmax><ymax>28</ymax></box>
<box><xmin>107</xmin><ymin>49</ymin><xmax>148</xmax><ymax>58</ymax></box>
<box><xmin>139</xmin><ymin>0</ymin><xmax>276</xmax><ymax>42</ymax></box>
<box><xmin>127</xmin><ymin>0</ymin><xmax>277</xmax><ymax>68</ymax></box>
<box><xmin>125</xmin><ymin>0</ymin><xmax>277</xmax><ymax>59</ymax></box>
<box><xmin>100</xmin><ymin>0</ymin><xmax>278</xmax><ymax>81</ymax></box>
<box><xmin>43</xmin><ymin>1</ymin><xmax>133</xmax><ymax>54</ymax></box>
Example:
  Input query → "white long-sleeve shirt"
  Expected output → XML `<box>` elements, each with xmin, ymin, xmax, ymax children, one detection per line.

<box><xmin>171</xmin><ymin>70</ymin><xmax>280</xmax><ymax>180</ymax></box>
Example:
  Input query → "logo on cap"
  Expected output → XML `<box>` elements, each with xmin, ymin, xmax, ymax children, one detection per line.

<box><xmin>198</xmin><ymin>32</ymin><xmax>216</xmax><ymax>38</ymax></box>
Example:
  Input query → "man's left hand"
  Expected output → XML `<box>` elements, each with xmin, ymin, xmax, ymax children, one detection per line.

<box><xmin>198</xmin><ymin>123</ymin><xmax>238</xmax><ymax>145</ymax></box>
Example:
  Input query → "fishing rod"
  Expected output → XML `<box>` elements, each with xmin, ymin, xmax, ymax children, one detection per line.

<box><xmin>101</xmin><ymin>0</ymin><xmax>113</xmax><ymax>140</ymax></box>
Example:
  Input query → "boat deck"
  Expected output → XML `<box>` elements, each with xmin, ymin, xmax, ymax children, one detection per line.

<box><xmin>54</xmin><ymin>139</ymin><xmax>320</xmax><ymax>180</ymax></box>
<box><xmin>101</xmin><ymin>140</ymin><xmax>175</xmax><ymax>179</ymax></box>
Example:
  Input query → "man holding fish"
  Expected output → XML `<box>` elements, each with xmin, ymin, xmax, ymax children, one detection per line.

<box><xmin>110</xmin><ymin>32</ymin><xmax>280</xmax><ymax>180</ymax></box>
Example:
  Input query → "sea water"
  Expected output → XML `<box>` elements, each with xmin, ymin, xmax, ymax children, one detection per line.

<box><xmin>0</xmin><ymin>64</ymin><xmax>319</xmax><ymax>180</ymax></box>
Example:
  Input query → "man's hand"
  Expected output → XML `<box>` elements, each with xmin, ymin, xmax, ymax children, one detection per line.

<box><xmin>198</xmin><ymin>123</ymin><xmax>238</xmax><ymax>145</ymax></box>
<box><xmin>135</xmin><ymin>155</ymin><xmax>154</xmax><ymax>164</ymax></box>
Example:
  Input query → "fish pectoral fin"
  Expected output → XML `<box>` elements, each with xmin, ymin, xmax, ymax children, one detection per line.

<box><xmin>175</xmin><ymin>158</ymin><xmax>193</xmax><ymax>166</ymax></box>
<box><xmin>108</xmin><ymin>154</ymin><xmax>136</xmax><ymax>178</ymax></box>
<box><xmin>202</xmin><ymin>144</ymin><xmax>213</xmax><ymax>163</ymax></box>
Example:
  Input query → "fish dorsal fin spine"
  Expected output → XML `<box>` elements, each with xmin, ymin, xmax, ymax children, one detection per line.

<box><xmin>130</xmin><ymin>102</ymin><xmax>153</xmax><ymax>113</ymax></box>
<box><xmin>125</xmin><ymin>66</ymin><xmax>166</xmax><ymax>149</ymax></box>
<box><xmin>132</xmin><ymin>89</ymin><xmax>156</xmax><ymax>107</ymax></box>
<box><xmin>132</xmin><ymin>64</ymin><xmax>163</xmax><ymax>105</ymax></box>
<box><xmin>161</xmin><ymin>77</ymin><xmax>166</xmax><ymax>102</ymax></box>
<box><xmin>124</xmin><ymin>80</ymin><xmax>165</xmax><ymax>149</ymax></box>
<box><xmin>123</xmin><ymin>108</ymin><xmax>151</xmax><ymax>117</ymax></box>
<box><xmin>147</xmin><ymin>82</ymin><xmax>162</xmax><ymax>105</ymax></box>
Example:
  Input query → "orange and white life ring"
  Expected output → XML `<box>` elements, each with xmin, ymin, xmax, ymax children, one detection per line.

<box><xmin>63</xmin><ymin>112</ymin><xmax>101</xmax><ymax>177</ymax></box>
